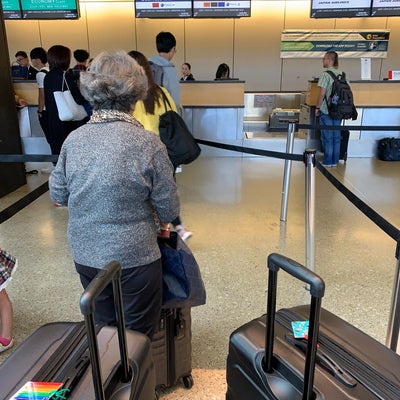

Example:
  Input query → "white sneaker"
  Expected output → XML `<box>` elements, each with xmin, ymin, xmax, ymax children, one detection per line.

<box><xmin>41</xmin><ymin>165</ymin><xmax>55</xmax><ymax>174</ymax></box>
<box><xmin>177</xmin><ymin>227</ymin><xmax>192</xmax><ymax>241</ymax></box>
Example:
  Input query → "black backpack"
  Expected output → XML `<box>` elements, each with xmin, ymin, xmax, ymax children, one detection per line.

<box><xmin>149</xmin><ymin>61</ymin><xmax>164</xmax><ymax>86</ymax></box>
<box><xmin>324</xmin><ymin>70</ymin><xmax>357</xmax><ymax>121</ymax></box>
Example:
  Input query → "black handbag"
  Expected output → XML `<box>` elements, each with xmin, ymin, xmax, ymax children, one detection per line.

<box><xmin>158</xmin><ymin>232</ymin><xmax>206</xmax><ymax>308</ymax></box>
<box><xmin>158</xmin><ymin>89</ymin><xmax>201</xmax><ymax>168</ymax></box>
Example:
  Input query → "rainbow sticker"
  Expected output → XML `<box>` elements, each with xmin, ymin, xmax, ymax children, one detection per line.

<box><xmin>10</xmin><ymin>381</ymin><xmax>64</xmax><ymax>399</ymax></box>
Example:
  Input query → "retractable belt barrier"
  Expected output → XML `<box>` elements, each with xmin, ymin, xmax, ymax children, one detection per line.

<box><xmin>1</xmin><ymin>121</ymin><xmax>400</xmax><ymax>351</ymax></box>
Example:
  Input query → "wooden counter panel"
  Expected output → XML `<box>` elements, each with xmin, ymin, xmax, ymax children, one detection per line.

<box><xmin>352</xmin><ymin>82</ymin><xmax>400</xmax><ymax>106</ymax></box>
<box><xmin>181</xmin><ymin>81</ymin><xmax>245</xmax><ymax>107</ymax></box>
<box><xmin>13</xmin><ymin>81</ymin><xmax>38</xmax><ymax>105</ymax></box>
<box><xmin>306</xmin><ymin>81</ymin><xmax>400</xmax><ymax>107</ymax></box>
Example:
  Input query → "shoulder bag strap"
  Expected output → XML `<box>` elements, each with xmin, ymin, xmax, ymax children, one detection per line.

<box><xmin>61</xmin><ymin>71</ymin><xmax>70</xmax><ymax>92</ymax></box>
<box><xmin>158</xmin><ymin>86</ymin><xmax>172</xmax><ymax>113</ymax></box>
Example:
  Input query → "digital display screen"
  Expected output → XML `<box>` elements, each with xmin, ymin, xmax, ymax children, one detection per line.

<box><xmin>371</xmin><ymin>0</ymin><xmax>400</xmax><ymax>16</ymax></box>
<box><xmin>135</xmin><ymin>0</ymin><xmax>192</xmax><ymax>18</ymax></box>
<box><xmin>310</xmin><ymin>0</ymin><xmax>371</xmax><ymax>18</ymax></box>
<box><xmin>20</xmin><ymin>0</ymin><xmax>80</xmax><ymax>19</ymax></box>
<box><xmin>1</xmin><ymin>0</ymin><xmax>23</xmax><ymax>19</ymax></box>
<box><xmin>193</xmin><ymin>1</ymin><xmax>251</xmax><ymax>18</ymax></box>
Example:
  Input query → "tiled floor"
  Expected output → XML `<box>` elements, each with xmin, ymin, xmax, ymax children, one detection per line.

<box><xmin>0</xmin><ymin>155</ymin><xmax>399</xmax><ymax>399</ymax></box>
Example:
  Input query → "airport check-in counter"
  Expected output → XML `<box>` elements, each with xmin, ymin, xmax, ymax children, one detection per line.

<box><xmin>13</xmin><ymin>80</ymin><xmax>51</xmax><ymax>154</ymax></box>
<box><xmin>180</xmin><ymin>80</ymin><xmax>245</xmax><ymax>156</ymax></box>
<box><xmin>304</xmin><ymin>80</ymin><xmax>400</xmax><ymax>157</ymax></box>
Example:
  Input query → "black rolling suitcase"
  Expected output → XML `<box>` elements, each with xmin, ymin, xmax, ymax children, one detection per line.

<box><xmin>226</xmin><ymin>253</ymin><xmax>400</xmax><ymax>399</ymax></box>
<box><xmin>0</xmin><ymin>261</ymin><xmax>156</xmax><ymax>400</ymax></box>
<box><xmin>152</xmin><ymin>307</ymin><xmax>193</xmax><ymax>390</ymax></box>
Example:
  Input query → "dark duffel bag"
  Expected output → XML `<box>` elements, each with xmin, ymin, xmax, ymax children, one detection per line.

<box><xmin>377</xmin><ymin>137</ymin><xmax>400</xmax><ymax>161</ymax></box>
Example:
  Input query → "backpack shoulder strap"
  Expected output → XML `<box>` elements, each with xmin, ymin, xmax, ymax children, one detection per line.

<box><xmin>325</xmin><ymin>70</ymin><xmax>337</xmax><ymax>80</ymax></box>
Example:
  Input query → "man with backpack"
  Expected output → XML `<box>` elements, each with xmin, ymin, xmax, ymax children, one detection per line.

<box><xmin>315</xmin><ymin>51</ymin><xmax>356</xmax><ymax>167</ymax></box>
<box><xmin>149</xmin><ymin>31</ymin><xmax>180</xmax><ymax>107</ymax></box>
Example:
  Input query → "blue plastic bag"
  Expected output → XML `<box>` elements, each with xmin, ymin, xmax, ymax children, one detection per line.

<box><xmin>158</xmin><ymin>232</ymin><xmax>206</xmax><ymax>308</ymax></box>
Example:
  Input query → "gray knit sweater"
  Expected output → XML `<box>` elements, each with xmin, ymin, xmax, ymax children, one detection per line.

<box><xmin>49</xmin><ymin>113</ymin><xmax>179</xmax><ymax>269</ymax></box>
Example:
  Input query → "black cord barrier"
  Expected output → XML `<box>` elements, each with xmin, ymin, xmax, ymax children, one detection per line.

<box><xmin>297</xmin><ymin>123</ymin><xmax>400</xmax><ymax>132</ymax></box>
<box><xmin>195</xmin><ymin>139</ymin><xmax>304</xmax><ymax>162</ymax></box>
<box><xmin>0</xmin><ymin>181</ymin><xmax>49</xmax><ymax>224</ymax></box>
<box><xmin>195</xmin><ymin>138</ymin><xmax>400</xmax><ymax>254</ymax></box>
<box><xmin>315</xmin><ymin>162</ymin><xmax>400</xmax><ymax>245</ymax></box>
<box><xmin>1</xmin><ymin>119</ymin><xmax>400</xmax><ymax>246</ymax></box>
<box><xmin>0</xmin><ymin>154</ymin><xmax>58</xmax><ymax>162</ymax></box>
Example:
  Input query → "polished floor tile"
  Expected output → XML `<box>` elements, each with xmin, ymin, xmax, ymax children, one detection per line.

<box><xmin>0</xmin><ymin>156</ymin><xmax>399</xmax><ymax>399</ymax></box>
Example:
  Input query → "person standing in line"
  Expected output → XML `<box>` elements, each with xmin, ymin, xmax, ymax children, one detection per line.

<box><xmin>49</xmin><ymin>51</ymin><xmax>179</xmax><ymax>339</ymax></box>
<box><xmin>0</xmin><ymin>248</ymin><xmax>17</xmax><ymax>353</ymax></box>
<box><xmin>71</xmin><ymin>49</ymin><xmax>90</xmax><ymax>83</ymax></box>
<box><xmin>15</xmin><ymin>51</ymin><xmax>37</xmax><ymax>80</ymax></box>
<box><xmin>130</xmin><ymin>50</ymin><xmax>193</xmax><ymax>241</ymax></box>
<box><xmin>149</xmin><ymin>31</ymin><xmax>180</xmax><ymax>107</ymax></box>
<box><xmin>180</xmin><ymin>63</ymin><xmax>195</xmax><ymax>81</ymax></box>
<box><xmin>42</xmin><ymin>45</ymin><xmax>89</xmax><ymax>174</ymax></box>
<box><xmin>0</xmin><ymin>289</ymin><xmax>13</xmax><ymax>353</ymax></box>
<box><xmin>315</xmin><ymin>51</ymin><xmax>343</xmax><ymax>167</ymax></box>
<box><xmin>30</xmin><ymin>47</ymin><xmax>49</xmax><ymax>138</ymax></box>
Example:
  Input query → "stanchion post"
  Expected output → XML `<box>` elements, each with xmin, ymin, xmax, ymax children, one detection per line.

<box><xmin>280</xmin><ymin>121</ymin><xmax>296</xmax><ymax>222</ymax></box>
<box><xmin>304</xmin><ymin>149</ymin><xmax>316</xmax><ymax>273</ymax></box>
<box><xmin>386</xmin><ymin>250</ymin><xmax>400</xmax><ymax>354</ymax></box>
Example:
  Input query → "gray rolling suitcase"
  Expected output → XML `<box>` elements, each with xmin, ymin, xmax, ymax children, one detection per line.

<box><xmin>152</xmin><ymin>307</ymin><xmax>193</xmax><ymax>390</ymax></box>
<box><xmin>0</xmin><ymin>261</ymin><xmax>156</xmax><ymax>400</ymax></box>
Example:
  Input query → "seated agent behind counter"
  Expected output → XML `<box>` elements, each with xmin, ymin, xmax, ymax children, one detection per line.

<box><xmin>15</xmin><ymin>50</ymin><xmax>37</xmax><ymax>80</ymax></box>
<box><xmin>49</xmin><ymin>51</ymin><xmax>180</xmax><ymax>339</ymax></box>
<box><xmin>215</xmin><ymin>63</ymin><xmax>230</xmax><ymax>80</ymax></box>
<box><xmin>181</xmin><ymin>62</ymin><xmax>195</xmax><ymax>81</ymax></box>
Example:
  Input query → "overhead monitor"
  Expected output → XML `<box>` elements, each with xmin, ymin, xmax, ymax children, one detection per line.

<box><xmin>310</xmin><ymin>0</ymin><xmax>371</xmax><ymax>18</ymax></box>
<box><xmin>135</xmin><ymin>0</ymin><xmax>192</xmax><ymax>18</ymax></box>
<box><xmin>371</xmin><ymin>0</ymin><xmax>400</xmax><ymax>16</ymax></box>
<box><xmin>20</xmin><ymin>0</ymin><xmax>80</xmax><ymax>19</ymax></box>
<box><xmin>193</xmin><ymin>1</ymin><xmax>251</xmax><ymax>18</ymax></box>
<box><xmin>1</xmin><ymin>0</ymin><xmax>23</xmax><ymax>19</ymax></box>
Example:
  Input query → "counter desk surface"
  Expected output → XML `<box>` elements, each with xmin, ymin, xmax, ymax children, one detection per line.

<box><xmin>13</xmin><ymin>80</ymin><xmax>38</xmax><ymax>105</ymax></box>
<box><xmin>180</xmin><ymin>80</ymin><xmax>245</xmax><ymax>108</ymax></box>
<box><xmin>306</xmin><ymin>79</ymin><xmax>400</xmax><ymax>107</ymax></box>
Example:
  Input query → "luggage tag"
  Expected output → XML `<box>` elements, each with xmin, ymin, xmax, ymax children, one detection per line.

<box><xmin>291</xmin><ymin>320</ymin><xmax>309</xmax><ymax>339</ymax></box>
<box><xmin>9</xmin><ymin>381</ymin><xmax>65</xmax><ymax>399</ymax></box>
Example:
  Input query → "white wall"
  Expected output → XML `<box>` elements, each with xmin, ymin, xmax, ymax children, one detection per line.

<box><xmin>5</xmin><ymin>0</ymin><xmax>400</xmax><ymax>92</ymax></box>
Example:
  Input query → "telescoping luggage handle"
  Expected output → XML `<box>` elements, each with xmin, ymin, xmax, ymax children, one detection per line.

<box><xmin>264</xmin><ymin>253</ymin><xmax>325</xmax><ymax>400</ymax></box>
<box><xmin>80</xmin><ymin>261</ymin><xmax>130</xmax><ymax>400</ymax></box>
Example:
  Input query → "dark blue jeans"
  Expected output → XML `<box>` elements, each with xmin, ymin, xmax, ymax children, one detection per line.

<box><xmin>75</xmin><ymin>258</ymin><xmax>162</xmax><ymax>339</ymax></box>
<box><xmin>320</xmin><ymin>113</ymin><xmax>342</xmax><ymax>166</ymax></box>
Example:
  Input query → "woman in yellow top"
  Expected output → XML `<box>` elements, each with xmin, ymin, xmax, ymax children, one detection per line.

<box><xmin>129</xmin><ymin>50</ymin><xmax>192</xmax><ymax>241</ymax></box>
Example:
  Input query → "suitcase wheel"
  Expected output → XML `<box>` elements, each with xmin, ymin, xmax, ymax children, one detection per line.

<box><xmin>182</xmin><ymin>374</ymin><xmax>194</xmax><ymax>389</ymax></box>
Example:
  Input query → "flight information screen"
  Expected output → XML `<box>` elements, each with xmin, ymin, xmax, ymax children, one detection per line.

<box><xmin>193</xmin><ymin>1</ymin><xmax>251</xmax><ymax>18</ymax></box>
<box><xmin>20</xmin><ymin>0</ymin><xmax>80</xmax><ymax>19</ymax></box>
<box><xmin>310</xmin><ymin>0</ymin><xmax>371</xmax><ymax>18</ymax></box>
<box><xmin>135</xmin><ymin>0</ymin><xmax>192</xmax><ymax>18</ymax></box>
<box><xmin>1</xmin><ymin>0</ymin><xmax>23</xmax><ymax>19</ymax></box>
<box><xmin>371</xmin><ymin>0</ymin><xmax>400</xmax><ymax>16</ymax></box>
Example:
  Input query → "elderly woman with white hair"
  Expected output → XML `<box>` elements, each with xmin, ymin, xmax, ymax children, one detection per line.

<box><xmin>49</xmin><ymin>51</ymin><xmax>179</xmax><ymax>338</ymax></box>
